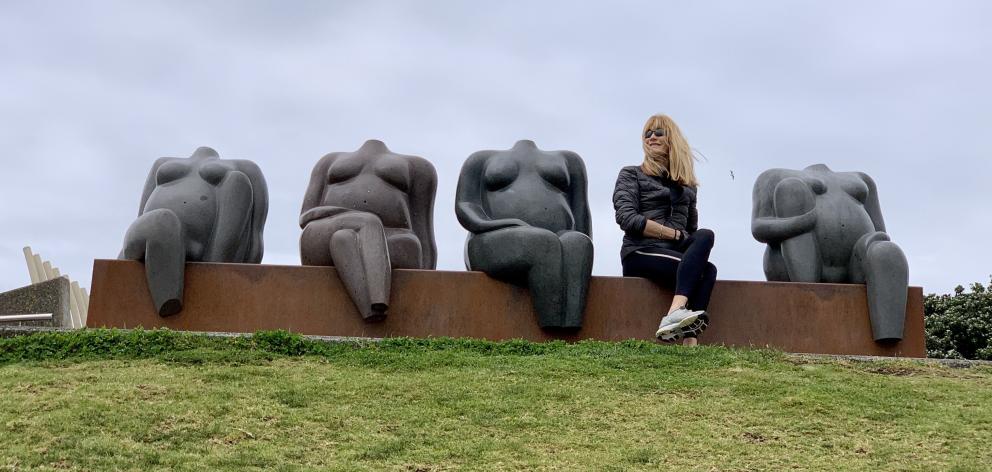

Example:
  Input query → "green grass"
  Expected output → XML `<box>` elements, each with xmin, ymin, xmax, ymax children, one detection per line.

<box><xmin>1</xmin><ymin>330</ymin><xmax>990</xmax><ymax>471</ymax></box>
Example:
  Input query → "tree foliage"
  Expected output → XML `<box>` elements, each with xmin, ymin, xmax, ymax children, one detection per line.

<box><xmin>925</xmin><ymin>279</ymin><xmax>992</xmax><ymax>360</ymax></box>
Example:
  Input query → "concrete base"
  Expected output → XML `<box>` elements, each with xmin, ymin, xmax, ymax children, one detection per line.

<box><xmin>0</xmin><ymin>278</ymin><xmax>71</xmax><ymax>327</ymax></box>
<box><xmin>87</xmin><ymin>260</ymin><xmax>926</xmax><ymax>357</ymax></box>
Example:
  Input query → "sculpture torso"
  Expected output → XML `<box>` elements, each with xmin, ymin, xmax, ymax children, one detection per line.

<box><xmin>143</xmin><ymin>156</ymin><xmax>235</xmax><ymax>258</ymax></box>
<box><xmin>792</xmin><ymin>165</ymin><xmax>877</xmax><ymax>282</ymax></box>
<box><xmin>322</xmin><ymin>151</ymin><xmax>414</xmax><ymax>229</ymax></box>
<box><xmin>482</xmin><ymin>149</ymin><xmax>575</xmax><ymax>233</ymax></box>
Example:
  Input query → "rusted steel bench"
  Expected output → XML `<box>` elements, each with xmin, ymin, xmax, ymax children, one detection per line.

<box><xmin>87</xmin><ymin>259</ymin><xmax>925</xmax><ymax>357</ymax></box>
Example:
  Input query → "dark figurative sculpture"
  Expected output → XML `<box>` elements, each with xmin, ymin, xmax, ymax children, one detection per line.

<box><xmin>456</xmin><ymin>140</ymin><xmax>593</xmax><ymax>329</ymax></box>
<box><xmin>300</xmin><ymin>139</ymin><xmax>437</xmax><ymax>321</ymax></box>
<box><xmin>751</xmin><ymin>164</ymin><xmax>908</xmax><ymax>341</ymax></box>
<box><xmin>120</xmin><ymin>147</ymin><xmax>268</xmax><ymax>316</ymax></box>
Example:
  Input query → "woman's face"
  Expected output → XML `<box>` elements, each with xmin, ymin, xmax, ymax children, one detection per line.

<box><xmin>643</xmin><ymin>127</ymin><xmax>669</xmax><ymax>155</ymax></box>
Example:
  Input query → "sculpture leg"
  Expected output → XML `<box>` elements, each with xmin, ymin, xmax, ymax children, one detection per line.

<box><xmin>850</xmin><ymin>232</ymin><xmax>908</xmax><ymax>342</ymax></box>
<box><xmin>300</xmin><ymin>212</ymin><xmax>391</xmax><ymax>321</ymax></box>
<box><xmin>558</xmin><ymin>231</ymin><xmax>594</xmax><ymax>329</ymax></box>
<box><xmin>773</xmin><ymin>177</ymin><xmax>821</xmax><ymax>282</ymax></box>
<box><xmin>763</xmin><ymin>245</ymin><xmax>790</xmax><ymax>281</ymax></box>
<box><xmin>385</xmin><ymin>230</ymin><xmax>424</xmax><ymax>269</ymax></box>
<box><xmin>467</xmin><ymin>227</ymin><xmax>567</xmax><ymax>328</ymax></box>
<box><xmin>120</xmin><ymin>208</ymin><xmax>186</xmax><ymax>316</ymax></box>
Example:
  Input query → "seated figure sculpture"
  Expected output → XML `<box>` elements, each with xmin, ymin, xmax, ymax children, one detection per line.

<box><xmin>456</xmin><ymin>140</ymin><xmax>593</xmax><ymax>329</ymax></box>
<box><xmin>120</xmin><ymin>147</ymin><xmax>268</xmax><ymax>316</ymax></box>
<box><xmin>751</xmin><ymin>164</ymin><xmax>908</xmax><ymax>342</ymax></box>
<box><xmin>300</xmin><ymin>139</ymin><xmax>437</xmax><ymax>321</ymax></box>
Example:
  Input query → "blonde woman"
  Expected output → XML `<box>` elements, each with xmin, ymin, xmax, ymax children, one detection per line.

<box><xmin>612</xmin><ymin>114</ymin><xmax>717</xmax><ymax>345</ymax></box>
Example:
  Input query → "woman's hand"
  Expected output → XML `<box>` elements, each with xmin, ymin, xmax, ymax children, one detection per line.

<box><xmin>643</xmin><ymin>219</ymin><xmax>680</xmax><ymax>240</ymax></box>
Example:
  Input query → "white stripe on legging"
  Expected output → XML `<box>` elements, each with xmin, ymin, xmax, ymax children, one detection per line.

<box><xmin>633</xmin><ymin>251</ymin><xmax>682</xmax><ymax>262</ymax></box>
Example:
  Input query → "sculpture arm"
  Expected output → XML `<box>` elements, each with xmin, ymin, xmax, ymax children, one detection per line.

<box><xmin>612</xmin><ymin>167</ymin><xmax>647</xmax><ymax>235</ymax></box>
<box><xmin>299</xmin><ymin>154</ymin><xmax>338</xmax><ymax>229</ymax></box>
<box><xmin>750</xmin><ymin>170</ymin><xmax>818</xmax><ymax>243</ymax></box>
<box><xmin>857</xmin><ymin>172</ymin><xmax>887</xmax><ymax>233</ymax></box>
<box><xmin>563</xmin><ymin>151</ymin><xmax>592</xmax><ymax>238</ymax></box>
<box><xmin>751</xmin><ymin>214</ymin><xmax>818</xmax><ymax>243</ymax></box>
<box><xmin>236</xmin><ymin>160</ymin><xmax>268</xmax><ymax>263</ymax></box>
<box><xmin>299</xmin><ymin>206</ymin><xmax>353</xmax><ymax>227</ymax></box>
<box><xmin>455</xmin><ymin>151</ymin><xmax>528</xmax><ymax>233</ymax></box>
<box><xmin>137</xmin><ymin>157</ymin><xmax>169</xmax><ymax>215</ymax></box>
<box><xmin>203</xmin><ymin>170</ymin><xmax>254</xmax><ymax>262</ymax></box>
<box><xmin>409</xmin><ymin>156</ymin><xmax>438</xmax><ymax>268</ymax></box>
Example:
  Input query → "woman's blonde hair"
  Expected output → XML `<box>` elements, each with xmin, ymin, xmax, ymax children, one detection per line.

<box><xmin>641</xmin><ymin>114</ymin><xmax>698</xmax><ymax>187</ymax></box>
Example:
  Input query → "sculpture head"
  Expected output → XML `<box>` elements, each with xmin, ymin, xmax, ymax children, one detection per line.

<box><xmin>641</xmin><ymin>114</ymin><xmax>698</xmax><ymax>187</ymax></box>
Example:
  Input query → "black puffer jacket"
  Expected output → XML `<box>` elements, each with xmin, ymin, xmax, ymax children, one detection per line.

<box><xmin>613</xmin><ymin>165</ymin><xmax>698</xmax><ymax>261</ymax></box>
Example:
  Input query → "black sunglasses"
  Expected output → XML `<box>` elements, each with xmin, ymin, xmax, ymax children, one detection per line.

<box><xmin>644</xmin><ymin>128</ymin><xmax>665</xmax><ymax>139</ymax></box>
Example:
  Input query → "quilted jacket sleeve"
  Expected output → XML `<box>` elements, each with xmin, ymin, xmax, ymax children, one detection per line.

<box><xmin>687</xmin><ymin>186</ymin><xmax>698</xmax><ymax>234</ymax></box>
<box><xmin>613</xmin><ymin>167</ymin><xmax>647</xmax><ymax>235</ymax></box>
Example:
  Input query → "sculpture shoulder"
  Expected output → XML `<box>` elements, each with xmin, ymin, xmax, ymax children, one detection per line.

<box><xmin>225</xmin><ymin>157</ymin><xmax>261</xmax><ymax>172</ymax></box>
<box><xmin>406</xmin><ymin>154</ymin><xmax>438</xmax><ymax>180</ymax></box>
<box><xmin>460</xmin><ymin>150</ymin><xmax>496</xmax><ymax>173</ymax></box>
<box><xmin>754</xmin><ymin>168</ymin><xmax>799</xmax><ymax>186</ymax></box>
<box><xmin>228</xmin><ymin>159</ymin><xmax>267</xmax><ymax>191</ymax></box>
<box><xmin>149</xmin><ymin>156</ymin><xmax>175</xmax><ymax>172</ymax></box>
<box><xmin>753</xmin><ymin>168</ymin><xmax>813</xmax><ymax>197</ymax></box>
<box><xmin>560</xmin><ymin>150</ymin><xmax>587</xmax><ymax>171</ymax></box>
<box><xmin>312</xmin><ymin>152</ymin><xmax>344</xmax><ymax>171</ymax></box>
<box><xmin>467</xmin><ymin>149</ymin><xmax>496</xmax><ymax>162</ymax></box>
<box><xmin>854</xmin><ymin>171</ymin><xmax>878</xmax><ymax>190</ymax></box>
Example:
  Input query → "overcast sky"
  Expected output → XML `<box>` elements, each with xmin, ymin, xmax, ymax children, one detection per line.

<box><xmin>1</xmin><ymin>1</ymin><xmax>990</xmax><ymax>295</ymax></box>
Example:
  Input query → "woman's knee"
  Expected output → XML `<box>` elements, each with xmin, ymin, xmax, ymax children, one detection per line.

<box><xmin>693</xmin><ymin>228</ymin><xmax>715</xmax><ymax>247</ymax></box>
<box><xmin>704</xmin><ymin>262</ymin><xmax>718</xmax><ymax>280</ymax></box>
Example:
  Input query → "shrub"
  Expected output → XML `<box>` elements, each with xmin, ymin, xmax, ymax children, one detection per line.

<box><xmin>924</xmin><ymin>279</ymin><xmax>992</xmax><ymax>360</ymax></box>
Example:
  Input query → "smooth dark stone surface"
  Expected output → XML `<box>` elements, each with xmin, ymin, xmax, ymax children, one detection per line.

<box><xmin>0</xmin><ymin>278</ymin><xmax>71</xmax><ymax>327</ymax></box>
<box><xmin>299</xmin><ymin>139</ymin><xmax>437</xmax><ymax>320</ymax></box>
<box><xmin>456</xmin><ymin>140</ymin><xmax>593</xmax><ymax>328</ymax></box>
<box><xmin>752</xmin><ymin>164</ymin><xmax>909</xmax><ymax>341</ymax></box>
<box><xmin>119</xmin><ymin>146</ymin><xmax>268</xmax><ymax>316</ymax></box>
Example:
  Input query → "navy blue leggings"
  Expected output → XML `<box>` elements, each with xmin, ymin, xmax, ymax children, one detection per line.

<box><xmin>621</xmin><ymin>229</ymin><xmax>717</xmax><ymax>312</ymax></box>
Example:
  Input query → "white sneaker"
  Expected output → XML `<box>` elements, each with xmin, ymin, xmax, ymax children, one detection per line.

<box><xmin>680</xmin><ymin>314</ymin><xmax>709</xmax><ymax>339</ymax></box>
<box><xmin>655</xmin><ymin>307</ymin><xmax>706</xmax><ymax>342</ymax></box>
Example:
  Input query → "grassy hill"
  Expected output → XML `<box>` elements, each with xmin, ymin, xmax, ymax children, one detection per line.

<box><xmin>1</xmin><ymin>329</ymin><xmax>990</xmax><ymax>471</ymax></box>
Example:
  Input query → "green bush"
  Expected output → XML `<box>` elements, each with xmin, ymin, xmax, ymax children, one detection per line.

<box><xmin>925</xmin><ymin>279</ymin><xmax>992</xmax><ymax>360</ymax></box>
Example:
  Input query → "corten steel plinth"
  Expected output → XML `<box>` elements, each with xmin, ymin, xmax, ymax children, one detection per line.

<box><xmin>87</xmin><ymin>260</ymin><xmax>926</xmax><ymax>357</ymax></box>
